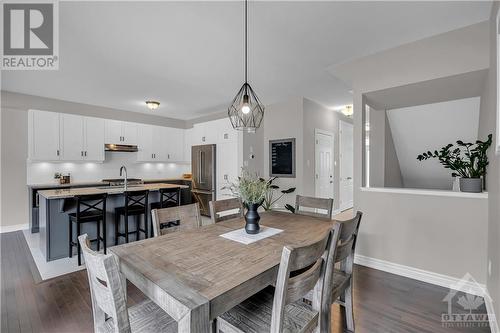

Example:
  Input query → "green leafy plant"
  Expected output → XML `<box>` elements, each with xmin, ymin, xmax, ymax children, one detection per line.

<box><xmin>261</xmin><ymin>177</ymin><xmax>296</xmax><ymax>213</ymax></box>
<box><xmin>223</xmin><ymin>171</ymin><xmax>269</xmax><ymax>205</ymax></box>
<box><xmin>416</xmin><ymin>134</ymin><xmax>492</xmax><ymax>178</ymax></box>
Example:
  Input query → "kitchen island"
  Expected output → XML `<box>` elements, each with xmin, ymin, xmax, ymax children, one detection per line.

<box><xmin>37</xmin><ymin>183</ymin><xmax>188</xmax><ymax>261</ymax></box>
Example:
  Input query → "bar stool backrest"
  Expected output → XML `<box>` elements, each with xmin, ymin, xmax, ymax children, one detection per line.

<box><xmin>74</xmin><ymin>193</ymin><xmax>107</xmax><ymax>219</ymax></box>
<box><xmin>159</xmin><ymin>188</ymin><xmax>181</xmax><ymax>208</ymax></box>
<box><xmin>124</xmin><ymin>190</ymin><xmax>149</xmax><ymax>212</ymax></box>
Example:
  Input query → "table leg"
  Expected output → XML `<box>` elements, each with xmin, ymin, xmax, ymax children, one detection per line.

<box><xmin>177</xmin><ymin>302</ymin><xmax>210</xmax><ymax>333</ymax></box>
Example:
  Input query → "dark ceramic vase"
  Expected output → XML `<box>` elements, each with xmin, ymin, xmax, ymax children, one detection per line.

<box><xmin>245</xmin><ymin>203</ymin><xmax>261</xmax><ymax>234</ymax></box>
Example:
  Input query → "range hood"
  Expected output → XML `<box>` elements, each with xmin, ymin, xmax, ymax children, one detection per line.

<box><xmin>104</xmin><ymin>143</ymin><xmax>138</xmax><ymax>152</ymax></box>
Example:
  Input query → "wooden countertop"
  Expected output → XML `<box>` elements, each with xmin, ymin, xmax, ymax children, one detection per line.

<box><xmin>37</xmin><ymin>183</ymin><xmax>189</xmax><ymax>200</ymax></box>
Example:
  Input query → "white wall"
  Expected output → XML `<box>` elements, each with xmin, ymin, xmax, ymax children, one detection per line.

<box><xmin>263</xmin><ymin>97</ymin><xmax>304</xmax><ymax>208</ymax></box>
<box><xmin>387</xmin><ymin>97</ymin><xmax>481</xmax><ymax>190</ymax></box>
<box><xmin>480</xmin><ymin>2</ymin><xmax>500</xmax><ymax>322</ymax></box>
<box><xmin>332</xmin><ymin>22</ymin><xmax>491</xmax><ymax>284</ymax></box>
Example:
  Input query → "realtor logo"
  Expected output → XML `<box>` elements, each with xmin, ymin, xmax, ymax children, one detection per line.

<box><xmin>441</xmin><ymin>273</ymin><xmax>492</xmax><ymax>329</ymax></box>
<box><xmin>1</xmin><ymin>1</ymin><xmax>59</xmax><ymax>69</ymax></box>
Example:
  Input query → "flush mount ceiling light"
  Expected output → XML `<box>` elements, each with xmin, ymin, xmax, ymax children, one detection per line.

<box><xmin>228</xmin><ymin>0</ymin><xmax>264</xmax><ymax>132</ymax></box>
<box><xmin>341</xmin><ymin>105</ymin><xmax>353</xmax><ymax>117</ymax></box>
<box><xmin>145</xmin><ymin>100</ymin><xmax>160</xmax><ymax>110</ymax></box>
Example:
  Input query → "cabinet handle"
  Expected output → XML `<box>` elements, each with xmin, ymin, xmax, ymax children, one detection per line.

<box><xmin>81</xmin><ymin>151</ymin><xmax>83</xmax><ymax>157</ymax></box>
<box><xmin>56</xmin><ymin>150</ymin><xmax>60</xmax><ymax>156</ymax></box>
<box><xmin>202</xmin><ymin>136</ymin><xmax>205</xmax><ymax>142</ymax></box>
<box><xmin>85</xmin><ymin>151</ymin><xmax>87</xmax><ymax>157</ymax></box>
<box><xmin>168</xmin><ymin>154</ymin><xmax>170</xmax><ymax>159</ymax></box>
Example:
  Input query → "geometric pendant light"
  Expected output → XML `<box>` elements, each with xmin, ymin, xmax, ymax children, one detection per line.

<box><xmin>228</xmin><ymin>0</ymin><xmax>264</xmax><ymax>132</ymax></box>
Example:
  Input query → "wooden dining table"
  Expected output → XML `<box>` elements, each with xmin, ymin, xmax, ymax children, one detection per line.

<box><xmin>109</xmin><ymin>211</ymin><xmax>334</xmax><ymax>332</ymax></box>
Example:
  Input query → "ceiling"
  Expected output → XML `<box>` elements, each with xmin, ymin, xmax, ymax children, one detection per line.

<box><xmin>1</xmin><ymin>1</ymin><xmax>492</xmax><ymax>120</ymax></box>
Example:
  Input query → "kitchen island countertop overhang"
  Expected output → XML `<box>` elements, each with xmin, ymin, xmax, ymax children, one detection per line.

<box><xmin>37</xmin><ymin>182</ymin><xmax>189</xmax><ymax>200</ymax></box>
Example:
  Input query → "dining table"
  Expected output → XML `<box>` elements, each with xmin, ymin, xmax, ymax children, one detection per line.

<box><xmin>109</xmin><ymin>210</ymin><xmax>335</xmax><ymax>332</ymax></box>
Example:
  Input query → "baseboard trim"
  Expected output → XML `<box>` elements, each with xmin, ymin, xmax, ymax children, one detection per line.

<box><xmin>354</xmin><ymin>254</ymin><xmax>486</xmax><ymax>295</ymax></box>
<box><xmin>0</xmin><ymin>223</ymin><xmax>29</xmax><ymax>234</ymax></box>
<box><xmin>354</xmin><ymin>254</ymin><xmax>499</xmax><ymax>331</ymax></box>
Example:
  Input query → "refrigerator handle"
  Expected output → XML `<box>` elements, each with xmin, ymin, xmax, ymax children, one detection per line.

<box><xmin>199</xmin><ymin>150</ymin><xmax>204</xmax><ymax>184</ymax></box>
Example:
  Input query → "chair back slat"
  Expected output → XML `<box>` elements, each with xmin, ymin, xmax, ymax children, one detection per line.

<box><xmin>209</xmin><ymin>198</ymin><xmax>244</xmax><ymax>224</ymax></box>
<box><xmin>151</xmin><ymin>203</ymin><xmax>202</xmax><ymax>237</ymax></box>
<box><xmin>270</xmin><ymin>229</ymin><xmax>332</xmax><ymax>332</ymax></box>
<box><xmin>334</xmin><ymin>236</ymin><xmax>355</xmax><ymax>263</ymax></box>
<box><xmin>295</xmin><ymin>195</ymin><xmax>333</xmax><ymax>219</ymax></box>
<box><xmin>78</xmin><ymin>234</ymin><xmax>131</xmax><ymax>333</ymax></box>
<box><xmin>338</xmin><ymin>211</ymin><xmax>363</xmax><ymax>242</ymax></box>
<box><xmin>285</xmin><ymin>258</ymin><xmax>323</xmax><ymax>304</ymax></box>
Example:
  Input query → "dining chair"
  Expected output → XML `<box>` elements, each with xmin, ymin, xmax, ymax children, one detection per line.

<box><xmin>209</xmin><ymin>198</ymin><xmax>244</xmax><ymax>224</ymax></box>
<box><xmin>313</xmin><ymin>211</ymin><xmax>363</xmax><ymax>332</ymax></box>
<box><xmin>78</xmin><ymin>234</ymin><xmax>177</xmax><ymax>333</ymax></box>
<box><xmin>295</xmin><ymin>195</ymin><xmax>334</xmax><ymax>219</ymax></box>
<box><xmin>216</xmin><ymin>225</ymin><xmax>341</xmax><ymax>333</ymax></box>
<box><xmin>151</xmin><ymin>203</ymin><xmax>202</xmax><ymax>237</ymax></box>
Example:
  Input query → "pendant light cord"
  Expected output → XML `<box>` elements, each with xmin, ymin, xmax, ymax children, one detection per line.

<box><xmin>244</xmin><ymin>0</ymin><xmax>248</xmax><ymax>86</ymax></box>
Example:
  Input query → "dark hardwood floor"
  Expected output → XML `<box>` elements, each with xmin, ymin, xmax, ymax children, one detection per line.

<box><xmin>1</xmin><ymin>231</ymin><xmax>492</xmax><ymax>333</ymax></box>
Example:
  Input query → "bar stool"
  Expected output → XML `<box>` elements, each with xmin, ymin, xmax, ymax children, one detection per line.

<box><xmin>151</xmin><ymin>187</ymin><xmax>181</xmax><ymax>209</ymax></box>
<box><xmin>68</xmin><ymin>193</ymin><xmax>107</xmax><ymax>266</ymax></box>
<box><xmin>114</xmin><ymin>190</ymin><xmax>149</xmax><ymax>245</ymax></box>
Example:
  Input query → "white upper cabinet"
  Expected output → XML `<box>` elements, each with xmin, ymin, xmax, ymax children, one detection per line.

<box><xmin>105</xmin><ymin>120</ymin><xmax>137</xmax><ymax>145</ymax></box>
<box><xmin>29</xmin><ymin>110</ymin><xmax>105</xmax><ymax>162</ymax></box>
<box><xmin>60</xmin><ymin>114</ymin><xmax>85</xmax><ymax>161</ymax></box>
<box><xmin>137</xmin><ymin>124</ymin><xmax>164</xmax><ymax>162</ymax></box>
<box><xmin>122</xmin><ymin>122</ymin><xmax>138</xmax><ymax>145</ymax></box>
<box><xmin>84</xmin><ymin>117</ymin><xmax>105</xmax><ymax>161</ymax></box>
<box><xmin>216</xmin><ymin>118</ymin><xmax>237</xmax><ymax>143</ymax></box>
<box><xmin>164</xmin><ymin>127</ymin><xmax>184</xmax><ymax>162</ymax></box>
<box><xmin>29</xmin><ymin>110</ymin><xmax>61</xmax><ymax>161</ymax></box>
<box><xmin>184</xmin><ymin>128</ymin><xmax>194</xmax><ymax>163</ymax></box>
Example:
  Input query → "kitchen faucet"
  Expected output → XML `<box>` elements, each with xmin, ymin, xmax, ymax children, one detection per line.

<box><xmin>120</xmin><ymin>165</ymin><xmax>128</xmax><ymax>191</ymax></box>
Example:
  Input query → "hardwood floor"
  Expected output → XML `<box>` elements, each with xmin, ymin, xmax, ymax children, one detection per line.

<box><xmin>1</xmin><ymin>230</ymin><xmax>491</xmax><ymax>333</ymax></box>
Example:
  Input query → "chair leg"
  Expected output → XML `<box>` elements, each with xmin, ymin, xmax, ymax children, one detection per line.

<box><xmin>96</xmin><ymin>220</ymin><xmax>100</xmax><ymax>252</ymax></box>
<box><xmin>114</xmin><ymin>212</ymin><xmax>119</xmax><ymax>246</ymax></box>
<box><xmin>103</xmin><ymin>218</ymin><xmax>107</xmax><ymax>255</ymax></box>
<box><xmin>77</xmin><ymin>222</ymin><xmax>81</xmax><ymax>266</ymax></box>
<box><xmin>136</xmin><ymin>215</ymin><xmax>140</xmax><ymax>241</ymax></box>
<box><xmin>68</xmin><ymin>218</ymin><xmax>73</xmax><ymax>258</ymax></box>
<box><xmin>344</xmin><ymin>282</ymin><xmax>355</xmax><ymax>332</ymax></box>
<box><xmin>125</xmin><ymin>213</ymin><xmax>129</xmax><ymax>243</ymax></box>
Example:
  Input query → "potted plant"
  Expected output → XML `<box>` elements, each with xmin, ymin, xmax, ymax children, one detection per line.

<box><xmin>417</xmin><ymin>134</ymin><xmax>492</xmax><ymax>193</ymax></box>
<box><xmin>261</xmin><ymin>177</ymin><xmax>296</xmax><ymax>213</ymax></box>
<box><xmin>224</xmin><ymin>171</ymin><xmax>269</xmax><ymax>234</ymax></box>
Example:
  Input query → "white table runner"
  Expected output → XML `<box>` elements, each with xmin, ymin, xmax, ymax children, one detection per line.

<box><xmin>220</xmin><ymin>226</ymin><xmax>283</xmax><ymax>245</ymax></box>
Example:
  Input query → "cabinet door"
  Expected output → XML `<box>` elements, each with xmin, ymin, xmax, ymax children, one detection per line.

<box><xmin>60</xmin><ymin>114</ymin><xmax>84</xmax><ymax>161</ymax></box>
<box><xmin>164</xmin><ymin>127</ymin><xmax>184</xmax><ymax>161</ymax></box>
<box><xmin>192</xmin><ymin>124</ymin><xmax>205</xmax><ymax>145</ymax></box>
<box><xmin>105</xmin><ymin>119</ymin><xmax>122</xmax><ymax>144</ymax></box>
<box><xmin>151</xmin><ymin>126</ymin><xmax>165</xmax><ymax>161</ymax></box>
<box><xmin>203</xmin><ymin>120</ymin><xmax>218</xmax><ymax>144</ymax></box>
<box><xmin>137</xmin><ymin>124</ymin><xmax>154</xmax><ymax>161</ymax></box>
<box><xmin>217</xmin><ymin>118</ymin><xmax>237</xmax><ymax>143</ymax></box>
<box><xmin>122</xmin><ymin>122</ymin><xmax>138</xmax><ymax>145</ymax></box>
<box><xmin>184</xmin><ymin>128</ymin><xmax>194</xmax><ymax>163</ymax></box>
<box><xmin>84</xmin><ymin>117</ymin><xmax>105</xmax><ymax>161</ymax></box>
<box><xmin>30</xmin><ymin>110</ymin><xmax>61</xmax><ymax>161</ymax></box>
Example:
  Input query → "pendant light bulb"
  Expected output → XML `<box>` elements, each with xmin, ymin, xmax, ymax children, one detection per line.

<box><xmin>241</xmin><ymin>94</ymin><xmax>251</xmax><ymax>114</ymax></box>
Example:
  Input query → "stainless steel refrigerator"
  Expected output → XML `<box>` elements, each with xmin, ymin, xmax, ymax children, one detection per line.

<box><xmin>191</xmin><ymin>144</ymin><xmax>216</xmax><ymax>216</ymax></box>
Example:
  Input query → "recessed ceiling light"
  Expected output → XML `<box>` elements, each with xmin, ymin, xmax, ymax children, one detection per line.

<box><xmin>145</xmin><ymin>100</ymin><xmax>160</xmax><ymax>110</ymax></box>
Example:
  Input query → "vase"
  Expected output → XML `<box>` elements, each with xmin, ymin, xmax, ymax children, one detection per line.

<box><xmin>459</xmin><ymin>178</ymin><xmax>482</xmax><ymax>193</ymax></box>
<box><xmin>245</xmin><ymin>203</ymin><xmax>261</xmax><ymax>234</ymax></box>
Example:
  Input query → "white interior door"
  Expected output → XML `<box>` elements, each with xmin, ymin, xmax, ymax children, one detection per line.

<box><xmin>339</xmin><ymin>121</ymin><xmax>354</xmax><ymax>210</ymax></box>
<box><xmin>315</xmin><ymin>131</ymin><xmax>334</xmax><ymax>200</ymax></box>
